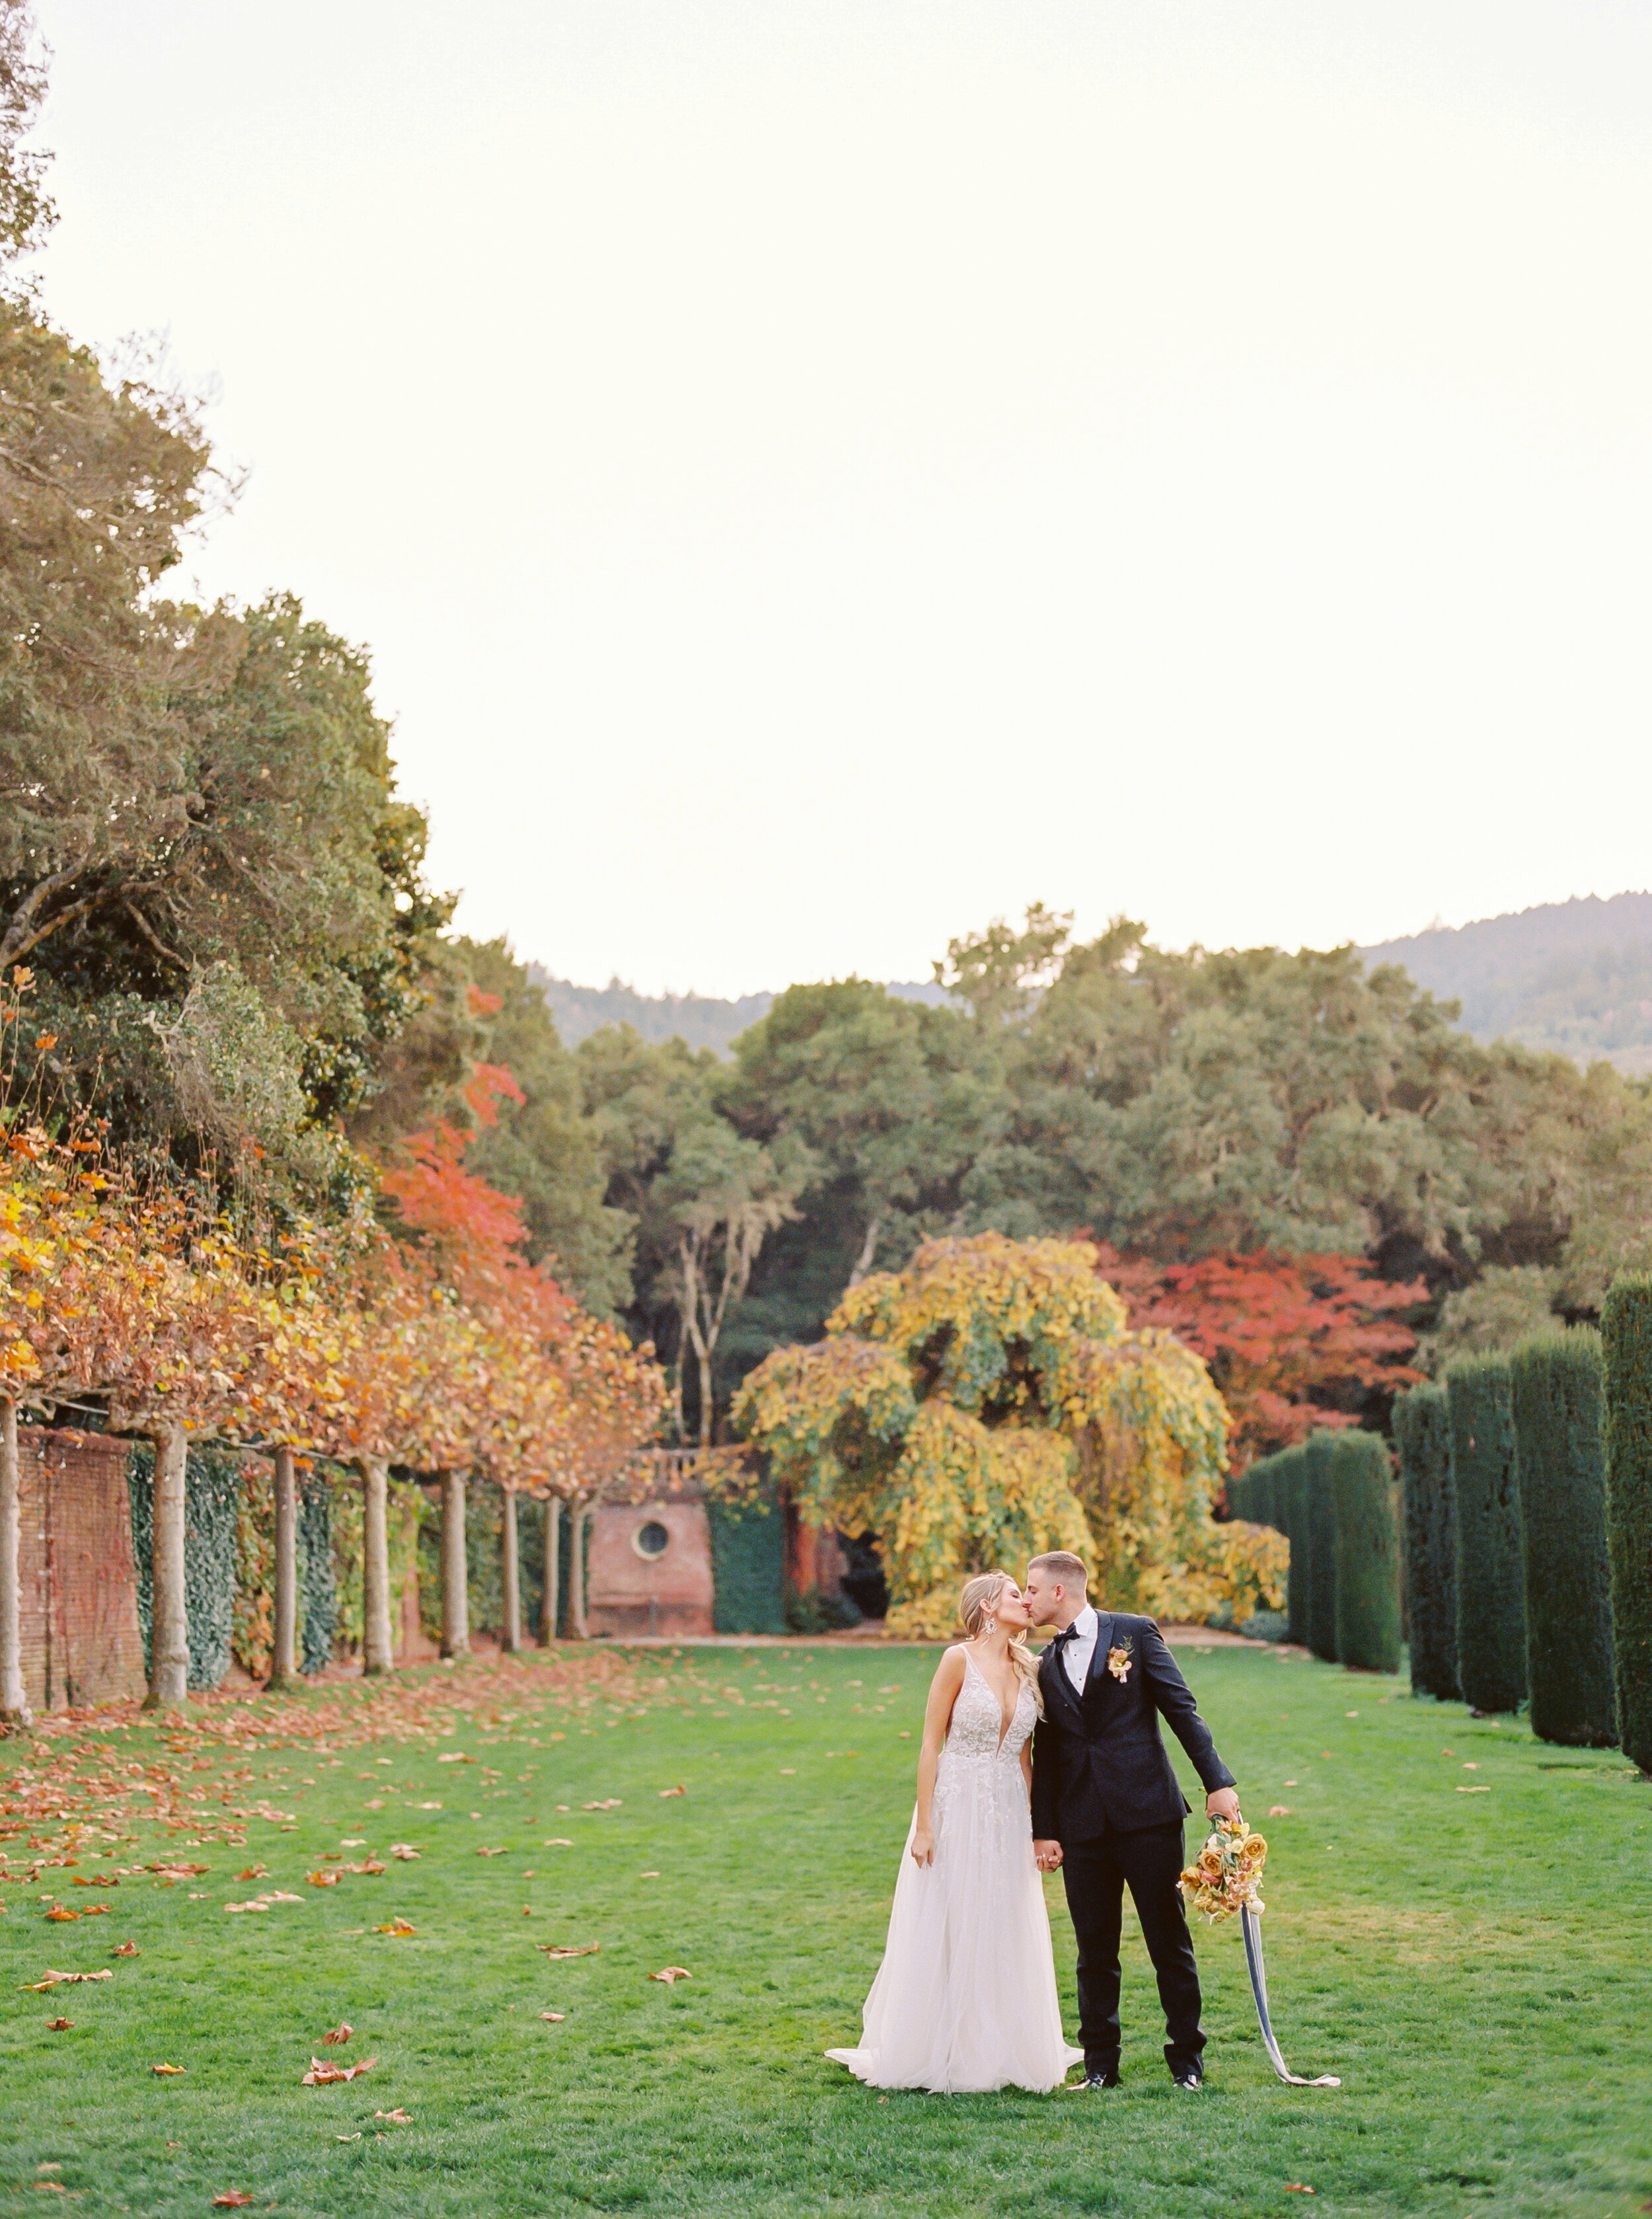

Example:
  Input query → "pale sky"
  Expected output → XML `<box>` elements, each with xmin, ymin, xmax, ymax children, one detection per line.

<box><xmin>33</xmin><ymin>1</ymin><xmax>1652</xmax><ymax>995</ymax></box>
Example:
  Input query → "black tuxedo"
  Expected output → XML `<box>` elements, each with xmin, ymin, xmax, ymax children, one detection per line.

<box><xmin>1030</xmin><ymin>1611</ymin><xmax>1235</xmax><ymax>2077</ymax></box>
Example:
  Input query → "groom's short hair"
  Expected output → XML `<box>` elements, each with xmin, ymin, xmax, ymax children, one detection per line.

<box><xmin>1028</xmin><ymin>1550</ymin><xmax>1088</xmax><ymax>1592</ymax></box>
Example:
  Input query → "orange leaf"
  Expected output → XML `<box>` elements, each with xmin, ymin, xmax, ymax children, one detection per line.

<box><xmin>537</xmin><ymin>1942</ymin><xmax>599</xmax><ymax>1960</ymax></box>
<box><xmin>539</xmin><ymin>2011</ymin><xmax>565</xmax><ymax>2022</ymax></box>
<box><xmin>112</xmin><ymin>1943</ymin><xmax>139</xmax><ymax>1957</ymax></box>
<box><xmin>658</xmin><ymin>1786</ymin><xmax>686</xmax><ymax>1799</ymax></box>
<box><xmin>302</xmin><ymin>2053</ymin><xmax>377</xmax><ymax>2085</ymax></box>
<box><xmin>45</xmin><ymin>2016</ymin><xmax>71</xmax><ymax>2030</ymax></box>
<box><xmin>374</xmin><ymin>2107</ymin><xmax>412</xmax><ymax>2123</ymax></box>
<box><xmin>320</xmin><ymin>2022</ymin><xmax>352</xmax><ymax>2046</ymax></box>
<box><xmin>307</xmin><ymin>1871</ymin><xmax>342</xmax><ymax>1887</ymax></box>
<box><xmin>372</xmin><ymin>1918</ymin><xmax>416</xmax><ymax>1936</ymax></box>
<box><xmin>235</xmin><ymin>1865</ymin><xmax>268</xmax><ymax>1881</ymax></box>
<box><xmin>151</xmin><ymin>2062</ymin><xmax>186</xmax><ymax>2076</ymax></box>
<box><xmin>44</xmin><ymin>1905</ymin><xmax>79</xmax><ymax>1921</ymax></box>
<box><xmin>648</xmin><ymin>1967</ymin><xmax>692</xmax><ymax>1984</ymax></box>
<box><xmin>388</xmin><ymin>1844</ymin><xmax>420</xmax><ymax>1861</ymax></box>
<box><xmin>211</xmin><ymin>2196</ymin><xmax>255</xmax><ymax>2208</ymax></box>
<box><xmin>1285</xmin><ymin>2189</ymin><xmax>1316</xmax><ymax>2197</ymax></box>
<box><xmin>475</xmin><ymin>1847</ymin><xmax>506</xmax><ymax>1858</ymax></box>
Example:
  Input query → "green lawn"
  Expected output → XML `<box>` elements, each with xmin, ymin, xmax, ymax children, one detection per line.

<box><xmin>0</xmin><ymin>1639</ymin><xmax>1647</xmax><ymax>2218</ymax></box>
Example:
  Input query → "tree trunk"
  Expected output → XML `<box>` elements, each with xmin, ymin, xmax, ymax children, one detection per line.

<box><xmin>541</xmin><ymin>1495</ymin><xmax>560</xmax><ymax>1642</ymax></box>
<box><xmin>268</xmin><ymin>1445</ymin><xmax>298</xmax><ymax>1690</ymax></box>
<box><xmin>847</xmin><ymin>1212</ymin><xmax>883</xmax><ymax>1290</ymax></box>
<box><xmin>360</xmin><ymin>1456</ymin><xmax>394</xmax><ymax>1676</ymax></box>
<box><xmin>568</xmin><ymin>1495</ymin><xmax>589</xmax><ymax>1639</ymax></box>
<box><xmin>0</xmin><ymin>1400</ymin><xmax>29</xmax><ymax>1728</ymax></box>
<box><xmin>439</xmin><ymin>1470</ymin><xmax>469</xmax><ymax>1658</ymax></box>
<box><xmin>500</xmin><ymin>1484</ymin><xmax>521</xmax><ymax>1653</ymax></box>
<box><xmin>143</xmin><ymin>1421</ymin><xmax>189</xmax><ymax>1711</ymax></box>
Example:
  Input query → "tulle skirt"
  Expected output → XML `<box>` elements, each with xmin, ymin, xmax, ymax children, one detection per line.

<box><xmin>826</xmin><ymin>1756</ymin><xmax>1084</xmax><ymax>2094</ymax></box>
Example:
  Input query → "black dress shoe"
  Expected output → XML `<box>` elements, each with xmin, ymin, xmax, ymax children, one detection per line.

<box><xmin>1171</xmin><ymin>2066</ymin><xmax>1204</xmax><ymax>2090</ymax></box>
<box><xmin>1080</xmin><ymin>2066</ymin><xmax>1121</xmax><ymax>2089</ymax></box>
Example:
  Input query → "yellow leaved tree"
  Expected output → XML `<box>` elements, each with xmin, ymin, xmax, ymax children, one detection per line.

<box><xmin>733</xmin><ymin>1232</ymin><xmax>1286</xmax><ymax>1636</ymax></box>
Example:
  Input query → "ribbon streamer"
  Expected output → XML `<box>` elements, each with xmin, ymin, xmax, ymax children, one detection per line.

<box><xmin>1240</xmin><ymin>1904</ymin><xmax>1341</xmax><ymax>2087</ymax></box>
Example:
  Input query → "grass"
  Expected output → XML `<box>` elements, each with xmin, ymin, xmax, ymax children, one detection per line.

<box><xmin>0</xmin><ymin>1637</ymin><xmax>1648</xmax><ymax>2218</ymax></box>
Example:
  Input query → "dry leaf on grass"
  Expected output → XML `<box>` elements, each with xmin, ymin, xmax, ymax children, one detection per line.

<box><xmin>475</xmin><ymin>1847</ymin><xmax>506</xmax><ymax>1858</ymax></box>
<box><xmin>147</xmin><ymin>1862</ymin><xmax>208</xmax><ymax>1878</ymax></box>
<box><xmin>45</xmin><ymin>2016</ymin><xmax>72</xmax><ymax>2030</ymax></box>
<box><xmin>1269</xmin><ymin>1806</ymin><xmax>1293</xmax><ymax>1817</ymax></box>
<box><xmin>79</xmin><ymin>1904</ymin><xmax>111</xmax><ymax>1915</ymax></box>
<box><xmin>44</xmin><ymin>1904</ymin><xmax>79</xmax><ymax>1921</ymax></box>
<box><xmin>22</xmin><ymin>1969</ymin><xmax>112</xmax><ymax>1990</ymax></box>
<box><xmin>302</xmin><ymin>2054</ymin><xmax>377</xmax><ymax>2085</ymax></box>
<box><xmin>539</xmin><ymin>2012</ymin><xmax>565</xmax><ymax>2022</ymax></box>
<box><xmin>320</xmin><ymin>2023</ymin><xmax>352</xmax><ymax>2045</ymax></box>
<box><xmin>543</xmin><ymin>1838</ymin><xmax>573</xmax><ymax>1848</ymax></box>
<box><xmin>373</xmin><ymin>1918</ymin><xmax>416</xmax><ymax>1936</ymax></box>
<box><xmin>70</xmin><ymin>1874</ymin><xmax>115</xmax><ymax>1887</ymax></box>
<box><xmin>638</xmin><ymin>1872</ymin><xmax>660</xmax><ymax>1880</ymax></box>
<box><xmin>374</xmin><ymin>2107</ymin><xmax>411</xmax><ymax>2123</ymax></box>
<box><xmin>150</xmin><ymin>2062</ymin><xmax>186</xmax><ymax>2076</ymax></box>
<box><xmin>537</xmin><ymin>1942</ymin><xmax>599</xmax><ymax>1959</ymax></box>
<box><xmin>1285</xmin><ymin>2189</ymin><xmax>1316</xmax><ymax>2197</ymax></box>
<box><xmin>649</xmin><ymin>1967</ymin><xmax>692</xmax><ymax>1984</ymax></box>
<box><xmin>348</xmin><ymin>1859</ymin><xmax>387</xmax><ymax>1875</ymax></box>
<box><xmin>235</xmin><ymin>1865</ymin><xmax>268</xmax><ymax>1881</ymax></box>
<box><xmin>333</xmin><ymin>2134</ymin><xmax>361</xmax><ymax>2144</ymax></box>
<box><xmin>307</xmin><ymin>1871</ymin><xmax>342</xmax><ymax>1887</ymax></box>
<box><xmin>582</xmin><ymin>1799</ymin><xmax>622</xmax><ymax>1811</ymax></box>
<box><xmin>658</xmin><ymin>1786</ymin><xmax>686</xmax><ymax>1799</ymax></box>
<box><xmin>112</xmin><ymin>1943</ymin><xmax>139</xmax><ymax>1957</ymax></box>
<box><xmin>211</xmin><ymin>2195</ymin><xmax>254</xmax><ymax>2208</ymax></box>
<box><xmin>388</xmin><ymin>1844</ymin><xmax>420</xmax><ymax>1861</ymax></box>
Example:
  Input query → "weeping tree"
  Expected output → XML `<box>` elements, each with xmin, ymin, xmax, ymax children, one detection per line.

<box><xmin>735</xmin><ymin>1233</ymin><xmax>1282</xmax><ymax>1638</ymax></box>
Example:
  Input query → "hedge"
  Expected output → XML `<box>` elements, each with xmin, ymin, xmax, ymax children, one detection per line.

<box><xmin>1303</xmin><ymin>1432</ymin><xmax>1339</xmax><ymax>1661</ymax></box>
<box><xmin>709</xmin><ymin>1489</ymin><xmax>787</xmax><ymax>1635</ymax></box>
<box><xmin>1445</xmin><ymin>1355</ymin><xmax>1527</xmax><ymax>1714</ymax></box>
<box><xmin>297</xmin><ymin>1468</ymin><xmax>337</xmax><ymax>1676</ymax></box>
<box><xmin>1269</xmin><ymin>1446</ymin><xmax>1309</xmax><ymax>1646</ymax></box>
<box><xmin>1600</xmin><ymin>1276</ymin><xmax>1652</xmax><ymax>1774</ymax></box>
<box><xmin>128</xmin><ymin>1443</ymin><xmax>243</xmax><ymax>1691</ymax></box>
<box><xmin>1509</xmin><ymin>1331</ymin><xmax>1618</xmax><ymax>1748</ymax></box>
<box><xmin>1394</xmin><ymin>1383</ymin><xmax>1460</xmax><ymax>1701</ymax></box>
<box><xmin>1330</xmin><ymin>1429</ymin><xmax>1402</xmax><ymax>1674</ymax></box>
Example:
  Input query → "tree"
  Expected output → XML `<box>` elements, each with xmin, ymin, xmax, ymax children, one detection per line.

<box><xmin>1093</xmin><ymin>1244</ymin><xmax>1424</xmax><ymax>1467</ymax></box>
<box><xmin>1444</xmin><ymin>1356</ymin><xmax>1528</xmax><ymax>1716</ymax></box>
<box><xmin>734</xmin><ymin>1232</ymin><xmax>1284</xmax><ymax>1637</ymax></box>
<box><xmin>1329</xmin><ymin>1431</ymin><xmax>1402</xmax><ymax>1674</ymax></box>
<box><xmin>1393</xmin><ymin>1383</ymin><xmax>1459</xmax><ymax>1701</ymax></box>
<box><xmin>1599</xmin><ymin>1276</ymin><xmax>1652</xmax><ymax>1775</ymax></box>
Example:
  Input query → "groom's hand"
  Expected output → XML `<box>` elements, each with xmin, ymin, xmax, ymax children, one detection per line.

<box><xmin>1033</xmin><ymin>1838</ymin><xmax>1063</xmax><ymax>1871</ymax></box>
<box><xmin>1206</xmin><ymin>1788</ymin><xmax>1241</xmax><ymax>1824</ymax></box>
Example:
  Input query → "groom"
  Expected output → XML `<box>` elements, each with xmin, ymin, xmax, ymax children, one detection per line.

<box><xmin>1024</xmin><ymin>1550</ymin><xmax>1240</xmax><ymax>2092</ymax></box>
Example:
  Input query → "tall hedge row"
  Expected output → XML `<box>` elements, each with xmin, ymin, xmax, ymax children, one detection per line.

<box><xmin>709</xmin><ymin>1489</ymin><xmax>788</xmax><ymax>1635</ymax></box>
<box><xmin>1276</xmin><ymin>1445</ymin><xmax>1310</xmax><ymax>1647</ymax></box>
<box><xmin>1394</xmin><ymin>1383</ymin><xmax>1459</xmax><ymax>1702</ymax></box>
<box><xmin>1303</xmin><ymin>1432</ymin><xmax>1339</xmax><ymax>1661</ymax></box>
<box><xmin>1445</xmin><ymin>1356</ymin><xmax>1528</xmax><ymax>1714</ymax></box>
<box><xmin>1600</xmin><ymin>1276</ymin><xmax>1652</xmax><ymax>1774</ymax></box>
<box><xmin>1330</xmin><ymin>1430</ymin><xmax>1402</xmax><ymax>1673</ymax></box>
<box><xmin>1509</xmin><ymin>1331</ymin><xmax>1618</xmax><ymax>1748</ymax></box>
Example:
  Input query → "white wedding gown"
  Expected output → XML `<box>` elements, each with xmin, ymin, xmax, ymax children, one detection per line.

<box><xmin>827</xmin><ymin>1651</ymin><xmax>1084</xmax><ymax>2093</ymax></box>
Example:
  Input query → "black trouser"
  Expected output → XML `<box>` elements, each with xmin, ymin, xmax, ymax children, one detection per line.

<box><xmin>1060</xmin><ymin>1819</ymin><xmax>1205</xmax><ymax>2076</ymax></box>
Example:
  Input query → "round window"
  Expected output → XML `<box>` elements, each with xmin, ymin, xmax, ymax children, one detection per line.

<box><xmin>632</xmin><ymin>1519</ymin><xmax>670</xmax><ymax>1561</ymax></box>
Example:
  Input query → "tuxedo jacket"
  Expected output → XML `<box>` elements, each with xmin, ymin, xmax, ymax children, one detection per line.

<box><xmin>1030</xmin><ymin>1611</ymin><xmax>1235</xmax><ymax>1842</ymax></box>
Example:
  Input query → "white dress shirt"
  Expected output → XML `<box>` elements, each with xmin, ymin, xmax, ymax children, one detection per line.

<box><xmin>1060</xmin><ymin>1602</ymin><xmax>1100</xmax><ymax>1692</ymax></box>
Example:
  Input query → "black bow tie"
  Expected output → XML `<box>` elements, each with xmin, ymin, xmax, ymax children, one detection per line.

<box><xmin>1051</xmin><ymin>1625</ymin><xmax>1080</xmax><ymax>1648</ymax></box>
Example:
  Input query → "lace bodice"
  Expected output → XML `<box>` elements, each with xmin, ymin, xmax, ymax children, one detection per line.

<box><xmin>944</xmin><ymin>1649</ymin><xmax>1037</xmax><ymax>1765</ymax></box>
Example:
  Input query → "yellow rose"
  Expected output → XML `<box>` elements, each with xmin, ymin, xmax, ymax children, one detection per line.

<box><xmin>1241</xmin><ymin>1835</ymin><xmax>1268</xmax><ymax>1863</ymax></box>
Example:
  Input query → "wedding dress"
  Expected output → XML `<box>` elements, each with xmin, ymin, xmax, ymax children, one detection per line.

<box><xmin>826</xmin><ymin>1651</ymin><xmax>1084</xmax><ymax>2093</ymax></box>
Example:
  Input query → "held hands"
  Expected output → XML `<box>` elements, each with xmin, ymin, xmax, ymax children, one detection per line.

<box><xmin>1206</xmin><ymin>1787</ymin><xmax>1242</xmax><ymax>1825</ymax></box>
<box><xmin>1033</xmin><ymin>1838</ymin><xmax>1063</xmax><ymax>1872</ymax></box>
<box><xmin>910</xmin><ymin>1826</ymin><xmax>935</xmax><ymax>1868</ymax></box>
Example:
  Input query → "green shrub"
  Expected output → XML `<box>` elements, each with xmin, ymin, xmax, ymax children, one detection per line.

<box><xmin>1330</xmin><ymin>1430</ymin><xmax>1402</xmax><ymax>1673</ymax></box>
<box><xmin>297</xmin><ymin>1469</ymin><xmax>336</xmax><ymax>1675</ymax></box>
<box><xmin>1600</xmin><ymin>1275</ymin><xmax>1652</xmax><ymax>1773</ymax></box>
<box><xmin>709</xmin><ymin>1490</ymin><xmax>787</xmax><ymax>1635</ymax></box>
<box><xmin>1509</xmin><ymin>1331</ymin><xmax>1618</xmax><ymax>1748</ymax></box>
<box><xmin>127</xmin><ymin>1443</ymin><xmax>241</xmax><ymax>1690</ymax></box>
<box><xmin>1394</xmin><ymin>1383</ymin><xmax>1460</xmax><ymax>1701</ymax></box>
<box><xmin>1445</xmin><ymin>1356</ymin><xmax>1527</xmax><ymax>1714</ymax></box>
<box><xmin>1303</xmin><ymin>1432</ymin><xmax>1339</xmax><ymax>1660</ymax></box>
<box><xmin>1272</xmin><ymin>1445</ymin><xmax>1310</xmax><ymax>1646</ymax></box>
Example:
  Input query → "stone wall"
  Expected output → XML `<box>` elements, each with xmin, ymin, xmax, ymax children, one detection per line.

<box><xmin>586</xmin><ymin>1498</ymin><xmax>715</xmax><ymax>1638</ymax></box>
<box><xmin>16</xmin><ymin>1427</ymin><xmax>148</xmax><ymax>1712</ymax></box>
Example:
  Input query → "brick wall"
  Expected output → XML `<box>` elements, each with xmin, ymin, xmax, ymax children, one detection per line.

<box><xmin>17</xmin><ymin>1427</ymin><xmax>148</xmax><ymax>1713</ymax></box>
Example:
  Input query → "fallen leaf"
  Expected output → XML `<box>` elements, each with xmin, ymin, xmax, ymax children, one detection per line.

<box><xmin>151</xmin><ymin>2061</ymin><xmax>186</xmax><ymax>2076</ymax></box>
<box><xmin>374</xmin><ymin>2107</ymin><xmax>412</xmax><ymax>2123</ymax></box>
<box><xmin>373</xmin><ymin>1918</ymin><xmax>416</xmax><ymax>1936</ymax></box>
<box><xmin>1456</xmin><ymin>1786</ymin><xmax>1493</xmax><ymax>1794</ymax></box>
<box><xmin>537</xmin><ymin>1942</ymin><xmax>599</xmax><ymax>1959</ymax></box>
<box><xmin>649</xmin><ymin>1967</ymin><xmax>692</xmax><ymax>1984</ymax></box>
<box><xmin>1268</xmin><ymin>1806</ymin><xmax>1293</xmax><ymax>1817</ymax></box>
<box><xmin>658</xmin><ymin>1786</ymin><xmax>685</xmax><ymax>1799</ymax></box>
<box><xmin>388</xmin><ymin>1844</ymin><xmax>420</xmax><ymax>1861</ymax></box>
<box><xmin>44</xmin><ymin>1904</ymin><xmax>79</xmax><ymax>1921</ymax></box>
<box><xmin>415</xmin><ymin>1801</ymin><xmax>441</xmax><ymax>1811</ymax></box>
<box><xmin>539</xmin><ymin>2011</ymin><xmax>565</xmax><ymax>2022</ymax></box>
<box><xmin>211</xmin><ymin>2196</ymin><xmax>254</xmax><ymax>2208</ymax></box>
<box><xmin>321</xmin><ymin>2023</ymin><xmax>352</xmax><ymax>2045</ymax></box>
<box><xmin>1285</xmin><ymin>2189</ymin><xmax>1315</xmax><ymax>2197</ymax></box>
<box><xmin>235</xmin><ymin>1866</ymin><xmax>268</xmax><ymax>1881</ymax></box>
<box><xmin>638</xmin><ymin>1871</ymin><xmax>660</xmax><ymax>1880</ymax></box>
<box><xmin>340</xmin><ymin>1838</ymin><xmax>366</xmax><ymax>1847</ymax></box>
<box><xmin>307</xmin><ymin>1871</ymin><xmax>342</xmax><ymax>1887</ymax></box>
<box><xmin>21</xmin><ymin>1969</ymin><xmax>112</xmax><ymax>1990</ymax></box>
<box><xmin>778</xmin><ymin>1768</ymin><xmax>795</xmax><ymax>1776</ymax></box>
<box><xmin>32</xmin><ymin>2185</ymin><xmax>66</xmax><ymax>2195</ymax></box>
<box><xmin>45</xmin><ymin>2016</ymin><xmax>72</xmax><ymax>2030</ymax></box>
<box><xmin>582</xmin><ymin>1799</ymin><xmax>622</xmax><ymax>1811</ymax></box>
<box><xmin>112</xmin><ymin>1943</ymin><xmax>139</xmax><ymax>1957</ymax></box>
<box><xmin>333</xmin><ymin>2134</ymin><xmax>361</xmax><ymax>2143</ymax></box>
<box><xmin>476</xmin><ymin>1847</ymin><xmax>506</xmax><ymax>1858</ymax></box>
<box><xmin>147</xmin><ymin>1862</ymin><xmax>208</xmax><ymax>1877</ymax></box>
<box><xmin>224</xmin><ymin>1900</ymin><xmax>268</xmax><ymax>1913</ymax></box>
<box><xmin>302</xmin><ymin>2053</ymin><xmax>377</xmax><ymax>2085</ymax></box>
<box><xmin>543</xmin><ymin>1838</ymin><xmax>573</xmax><ymax>1848</ymax></box>
<box><xmin>80</xmin><ymin>1903</ymin><xmax>111</xmax><ymax>1915</ymax></box>
<box><xmin>521</xmin><ymin>1906</ymin><xmax>533</xmax><ymax>1916</ymax></box>
<box><xmin>71</xmin><ymin>1874</ymin><xmax>115</xmax><ymax>1887</ymax></box>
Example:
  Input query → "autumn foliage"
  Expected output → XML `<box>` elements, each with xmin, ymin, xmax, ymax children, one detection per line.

<box><xmin>1090</xmin><ymin>1244</ymin><xmax>1425</xmax><ymax>1471</ymax></box>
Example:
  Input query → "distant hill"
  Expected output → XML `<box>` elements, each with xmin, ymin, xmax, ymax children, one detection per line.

<box><xmin>1361</xmin><ymin>891</ymin><xmax>1652</xmax><ymax>1075</ymax></box>
<box><xmin>528</xmin><ymin>968</ymin><xmax>952</xmax><ymax>1053</ymax></box>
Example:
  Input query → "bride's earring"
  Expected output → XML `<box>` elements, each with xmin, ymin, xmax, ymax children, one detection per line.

<box><xmin>983</xmin><ymin>1614</ymin><xmax>998</xmax><ymax>1636</ymax></box>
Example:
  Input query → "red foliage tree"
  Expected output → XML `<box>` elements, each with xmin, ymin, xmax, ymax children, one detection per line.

<box><xmin>1090</xmin><ymin>1243</ymin><xmax>1425</xmax><ymax>1470</ymax></box>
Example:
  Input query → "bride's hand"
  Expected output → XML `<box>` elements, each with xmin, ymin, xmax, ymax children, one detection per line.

<box><xmin>910</xmin><ymin>1826</ymin><xmax>934</xmax><ymax>1867</ymax></box>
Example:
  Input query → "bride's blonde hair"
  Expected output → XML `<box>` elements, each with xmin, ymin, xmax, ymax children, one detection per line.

<box><xmin>959</xmin><ymin>1571</ymin><xmax>1043</xmax><ymax>1716</ymax></box>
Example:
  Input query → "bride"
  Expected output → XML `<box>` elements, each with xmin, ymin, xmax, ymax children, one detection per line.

<box><xmin>826</xmin><ymin>1571</ymin><xmax>1084</xmax><ymax>2093</ymax></box>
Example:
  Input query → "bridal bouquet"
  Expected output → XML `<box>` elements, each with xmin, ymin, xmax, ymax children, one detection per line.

<box><xmin>1178</xmin><ymin>1816</ymin><xmax>1267</xmax><ymax>1923</ymax></box>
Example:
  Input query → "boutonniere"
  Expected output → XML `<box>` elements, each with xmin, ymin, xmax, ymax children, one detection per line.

<box><xmin>1107</xmin><ymin>1638</ymin><xmax>1134</xmax><ymax>1683</ymax></box>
